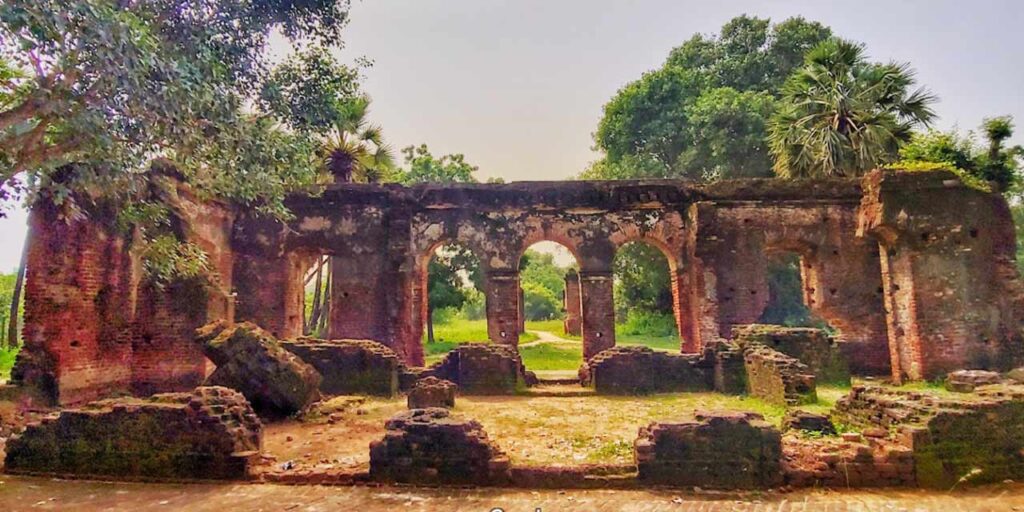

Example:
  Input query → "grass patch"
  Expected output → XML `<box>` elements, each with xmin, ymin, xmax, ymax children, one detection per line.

<box><xmin>524</xmin><ymin>319</ymin><xmax>581</xmax><ymax>340</ymax></box>
<box><xmin>616</xmin><ymin>332</ymin><xmax>680</xmax><ymax>352</ymax></box>
<box><xmin>423</xmin><ymin>319</ymin><xmax>539</xmax><ymax>366</ymax></box>
<box><xmin>520</xmin><ymin>343</ymin><xmax>582</xmax><ymax>371</ymax></box>
<box><xmin>0</xmin><ymin>346</ymin><xmax>18</xmax><ymax>382</ymax></box>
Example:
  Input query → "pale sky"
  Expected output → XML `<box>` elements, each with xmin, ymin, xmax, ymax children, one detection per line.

<box><xmin>1</xmin><ymin>0</ymin><xmax>1022</xmax><ymax>271</ymax></box>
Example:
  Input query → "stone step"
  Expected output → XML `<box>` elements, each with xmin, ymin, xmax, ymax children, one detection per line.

<box><xmin>522</xmin><ymin>384</ymin><xmax>595</xmax><ymax>397</ymax></box>
<box><xmin>536</xmin><ymin>377</ymin><xmax>580</xmax><ymax>386</ymax></box>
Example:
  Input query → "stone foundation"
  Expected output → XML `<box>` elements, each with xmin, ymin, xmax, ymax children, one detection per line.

<box><xmin>408</xmin><ymin>377</ymin><xmax>456</xmax><ymax>408</ymax></box>
<box><xmin>198</xmin><ymin>322</ymin><xmax>321</xmax><ymax>417</ymax></box>
<box><xmin>781</xmin><ymin>410</ymin><xmax>835</xmax><ymax>435</ymax></box>
<box><xmin>4</xmin><ymin>386</ymin><xmax>261</xmax><ymax>480</ymax></box>
<box><xmin>743</xmin><ymin>344</ymin><xmax>816</xmax><ymax>405</ymax></box>
<box><xmin>420</xmin><ymin>344</ymin><xmax>525</xmax><ymax>394</ymax></box>
<box><xmin>944</xmin><ymin>369</ymin><xmax>1002</xmax><ymax>392</ymax></box>
<box><xmin>834</xmin><ymin>385</ymin><xmax>1024</xmax><ymax>487</ymax></box>
<box><xmin>280</xmin><ymin>338</ymin><xmax>400</xmax><ymax>396</ymax></box>
<box><xmin>733</xmin><ymin>324</ymin><xmax>850</xmax><ymax>385</ymax></box>
<box><xmin>634</xmin><ymin>411</ymin><xmax>782</xmax><ymax>488</ymax></box>
<box><xmin>369</xmin><ymin>408</ymin><xmax>510</xmax><ymax>485</ymax></box>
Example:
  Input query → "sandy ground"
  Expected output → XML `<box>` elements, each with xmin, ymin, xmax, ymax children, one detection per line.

<box><xmin>4</xmin><ymin>475</ymin><xmax>1024</xmax><ymax>511</ymax></box>
<box><xmin>259</xmin><ymin>388</ymin><xmax>792</xmax><ymax>471</ymax></box>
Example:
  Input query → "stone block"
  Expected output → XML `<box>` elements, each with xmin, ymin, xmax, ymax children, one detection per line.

<box><xmin>197</xmin><ymin>321</ymin><xmax>321</xmax><ymax>417</ymax></box>
<box><xmin>280</xmin><ymin>337</ymin><xmax>401</xmax><ymax>396</ymax></box>
<box><xmin>635</xmin><ymin>411</ymin><xmax>783</xmax><ymax>488</ymax></box>
<box><xmin>4</xmin><ymin>386</ymin><xmax>261</xmax><ymax>480</ymax></box>
<box><xmin>369</xmin><ymin>408</ymin><xmax>510</xmax><ymax>485</ymax></box>
<box><xmin>408</xmin><ymin>377</ymin><xmax>456</xmax><ymax>409</ymax></box>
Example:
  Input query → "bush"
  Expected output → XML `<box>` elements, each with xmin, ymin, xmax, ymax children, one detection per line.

<box><xmin>459</xmin><ymin>288</ymin><xmax>485</xmax><ymax>320</ymax></box>
<box><xmin>617</xmin><ymin>310</ymin><xmax>677</xmax><ymax>337</ymax></box>
<box><xmin>431</xmin><ymin>306</ymin><xmax>459</xmax><ymax>325</ymax></box>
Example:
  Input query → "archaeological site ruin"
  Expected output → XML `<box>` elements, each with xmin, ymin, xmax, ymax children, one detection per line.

<box><xmin>4</xmin><ymin>167</ymin><xmax>1024</xmax><ymax>490</ymax></box>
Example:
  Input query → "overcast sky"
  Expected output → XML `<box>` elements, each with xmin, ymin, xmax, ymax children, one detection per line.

<box><xmin>1</xmin><ymin>0</ymin><xmax>1022</xmax><ymax>271</ymax></box>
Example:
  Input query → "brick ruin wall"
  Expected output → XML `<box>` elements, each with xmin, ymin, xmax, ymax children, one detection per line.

<box><xmin>4</xmin><ymin>386</ymin><xmax>261</xmax><ymax>480</ymax></box>
<box><xmin>12</xmin><ymin>170</ymin><xmax>1024</xmax><ymax>403</ymax></box>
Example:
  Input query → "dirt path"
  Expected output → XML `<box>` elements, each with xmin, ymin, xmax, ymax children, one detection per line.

<box><xmin>3</xmin><ymin>475</ymin><xmax>1024</xmax><ymax>511</ymax></box>
<box><xmin>520</xmin><ymin>329</ymin><xmax>578</xmax><ymax>347</ymax></box>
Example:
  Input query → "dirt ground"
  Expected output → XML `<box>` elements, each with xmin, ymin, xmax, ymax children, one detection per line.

<box><xmin>4</xmin><ymin>475</ymin><xmax>1024</xmax><ymax>511</ymax></box>
<box><xmin>261</xmin><ymin>387</ymin><xmax>800</xmax><ymax>471</ymax></box>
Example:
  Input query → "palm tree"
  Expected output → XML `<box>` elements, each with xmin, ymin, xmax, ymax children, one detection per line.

<box><xmin>322</xmin><ymin>95</ymin><xmax>395</xmax><ymax>183</ymax></box>
<box><xmin>768</xmin><ymin>39</ymin><xmax>936</xmax><ymax>178</ymax></box>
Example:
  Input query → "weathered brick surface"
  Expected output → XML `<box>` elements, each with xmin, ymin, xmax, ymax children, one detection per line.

<box><xmin>783</xmin><ymin>434</ymin><xmax>915</xmax><ymax>487</ymax></box>
<box><xmin>280</xmin><ymin>338</ymin><xmax>400</xmax><ymax>396</ymax></box>
<box><xmin>743</xmin><ymin>344</ymin><xmax>816</xmax><ymax>406</ymax></box>
<box><xmin>833</xmin><ymin>385</ymin><xmax>1024</xmax><ymax>488</ymax></box>
<box><xmin>407</xmin><ymin>376</ymin><xmax>456</xmax><ymax>408</ymax></box>
<box><xmin>581</xmin><ymin>346</ymin><xmax>714</xmax><ymax>395</ymax></box>
<box><xmin>421</xmin><ymin>344</ymin><xmax>525</xmax><ymax>394</ymax></box>
<box><xmin>369</xmin><ymin>408</ymin><xmax>510</xmax><ymax>485</ymax></box>
<box><xmin>733</xmin><ymin>324</ymin><xmax>850</xmax><ymax>385</ymax></box>
<box><xmin>4</xmin><ymin>386</ymin><xmax>261</xmax><ymax>480</ymax></box>
<box><xmin>781</xmin><ymin>410</ymin><xmax>836</xmax><ymax>435</ymax></box>
<box><xmin>17</xmin><ymin>170</ymin><xmax>1024</xmax><ymax>403</ymax></box>
<box><xmin>944</xmin><ymin>369</ymin><xmax>1002</xmax><ymax>392</ymax></box>
<box><xmin>198</xmin><ymin>322</ymin><xmax>321</xmax><ymax>417</ymax></box>
<box><xmin>859</xmin><ymin>169</ymin><xmax>1024</xmax><ymax>381</ymax></box>
<box><xmin>563</xmin><ymin>270</ymin><xmax>582</xmax><ymax>336</ymax></box>
<box><xmin>635</xmin><ymin>411</ymin><xmax>783</xmax><ymax>488</ymax></box>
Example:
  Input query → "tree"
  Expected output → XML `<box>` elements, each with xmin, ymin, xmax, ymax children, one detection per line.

<box><xmin>591</xmin><ymin>15</ymin><xmax>833</xmax><ymax>180</ymax></box>
<box><xmin>896</xmin><ymin>117</ymin><xmax>1022</xmax><ymax>191</ymax></box>
<box><xmin>395</xmin><ymin>144</ymin><xmax>477</xmax><ymax>185</ymax></box>
<box><xmin>768</xmin><ymin>39</ymin><xmax>936</xmax><ymax>178</ymax></box>
<box><xmin>0</xmin><ymin>0</ymin><xmax>352</xmax><ymax>219</ymax></box>
<box><xmin>612</xmin><ymin>243</ymin><xmax>673</xmax><ymax>319</ymax></box>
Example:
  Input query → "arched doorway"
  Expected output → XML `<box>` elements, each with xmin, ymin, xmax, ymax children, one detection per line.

<box><xmin>612</xmin><ymin>240</ymin><xmax>681</xmax><ymax>352</ymax></box>
<box><xmin>421</xmin><ymin>242</ymin><xmax>485</xmax><ymax>366</ymax></box>
<box><xmin>516</xmin><ymin>241</ymin><xmax>582</xmax><ymax>379</ymax></box>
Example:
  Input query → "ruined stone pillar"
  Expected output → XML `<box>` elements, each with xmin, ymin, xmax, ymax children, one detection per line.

<box><xmin>580</xmin><ymin>270</ymin><xmax>615</xmax><ymax>360</ymax></box>
<box><xmin>232</xmin><ymin>213</ymin><xmax>308</xmax><ymax>340</ymax></box>
<box><xmin>563</xmin><ymin>270</ymin><xmax>582</xmax><ymax>336</ymax></box>
<box><xmin>485</xmin><ymin>270</ymin><xmax>520</xmax><ymax>346</ymax></box>
<box><xmin>858</xmin><ymin>170</ymin><xmax>1024</xmax><ymax>381</ymax></box>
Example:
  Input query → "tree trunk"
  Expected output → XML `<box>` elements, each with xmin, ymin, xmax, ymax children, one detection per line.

<box><xmin>426</xmin><ymin>299</ymin><xmax>435</xmax><ymax>344</ymax></box>
<box><xmin>317</xmin><ymin>261</ymin><xmax>331</xmax><ymax>336</ymax></box>
<box><xmin>306</xmin><ymin>258</ymin><xmax>324</xmax><ymax>334</ymax></box>
<box><xmin>7</xmin><ymin>227</ymin><xmax>28</xmax><ymax>348</ymax></box>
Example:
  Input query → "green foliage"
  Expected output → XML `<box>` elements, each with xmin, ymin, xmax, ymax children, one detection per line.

<box><xmin>394</xmin><ymin>144</ymin><xmax>478</xmax><ymax>185</ymax></box>
<box><xmin>893</xmin><ymin>117</ymin><xmax>1022</xmax><ymax>193</ymax></box>
<box><xmin>591</xmin><ymin>15</ymin><xmax>832</xmax><ymax>180</ymax></box>
<box><xmin>522</xmin><ymin>281</ymin><xmax>560</xmax><ymax>321</ymax></box>
<box><xmin>0</xmin><ymin>271</ymin><xmax>21</xmax><ymax>346</ymax></box>
<box><xmin>768</xmin><ymin>38</ymin><xmax>936</xmax><ymax>177</ymax></box>
<box><xmin>758</xmin><ymin>254</ymin><xmax>817</xmax><ymax>327</ymax></box>
<box><xmin>428</xmin><ymin>244</ymin><xmax>481</xmax><ymax>315</ymax></box>
<box><xmin>616</xmin><ymin>311</ymin><xmax>677</xmax><ymax>337</ymax></box>
<box><xmin>613</xmin><ymin>243</ymin><xmax>673</xmax><ymax>320</ymax></box>
<box><xmin>0</xmin><ymin>0</ymin><xmax>351</xmax><ymax>213</ymax></box>
<box><xmin>0</xmin><ymin>345</ymin><xmax>18</xmax><ymax>381</ymax></box>
<box><xmin>137</xmin><ymin>234</ymin><xmax>209</xmax><ymax>284</ymax></box>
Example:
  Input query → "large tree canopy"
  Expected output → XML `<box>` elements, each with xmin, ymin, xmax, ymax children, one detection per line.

<box><xmin>768</xmin><ymin>39</ymin><xmax>936</xmax><ymax>178</ymax></box>
<box><xmin>587</xmin><ymin>15</ymin><xmax>832</xmax><ymax>180</ymax></box>
<box><xmin>0</xmin><ymin>0</ymin><xmax>353</xmax><ymax>217</ymax></box>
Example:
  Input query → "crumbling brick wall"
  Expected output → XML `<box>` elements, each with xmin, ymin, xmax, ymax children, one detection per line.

<box><xmin>733</xmin><ymin>324</ymin><xmax>850</xmax><ymax>385</ymax></box>
<box><xmin>4</xmin><ymin>386</ymin><xmax>261</xmax><ymax>480</ymax></box>
<box><xmin>635</xmin><ymin>411</ymin><xmax>783</xmax><ymax>488</ymax></box>
<box><xmin>833</xmin><ymin>385</ymin><xmax>1024</xmax><ymax>488</ymax></box>
<box><xmin>420</xmin><ymin>344</ymin><xmax>525</xmax><ymax>394</ymax></box>
<box><xmin>743</xmin><ymin>344</ymin><xmax>817</xmax><ymax>406</ymax></box>
<box><xmin>280</xmin><ymin>338</ymin><xmax>401</xmax><ymax>396</ymax></box>
<box><xmin>581</xmin><ymin>346</ymin><xmax>714</xmax><ymax>394</ymax></box>
<box><xmin>859</xmin><ymin>170</ymin><xmax>1024</xmax><ymax>381</ymax></box>
<box><xmin>369</xmin><ymin>408</ymin><xmax>510</xmax><ymax>485</ymax></box>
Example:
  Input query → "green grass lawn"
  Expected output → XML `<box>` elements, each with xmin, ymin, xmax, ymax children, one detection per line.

<box><xmin>0</xmin><ymin>346</ymin><xmax>19</xmax><ymax>382</ymax></box>
<box><xmin>422</xmin><ymin>319</ymin><xmax>684</xmax><ymax>370</ymax></box>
